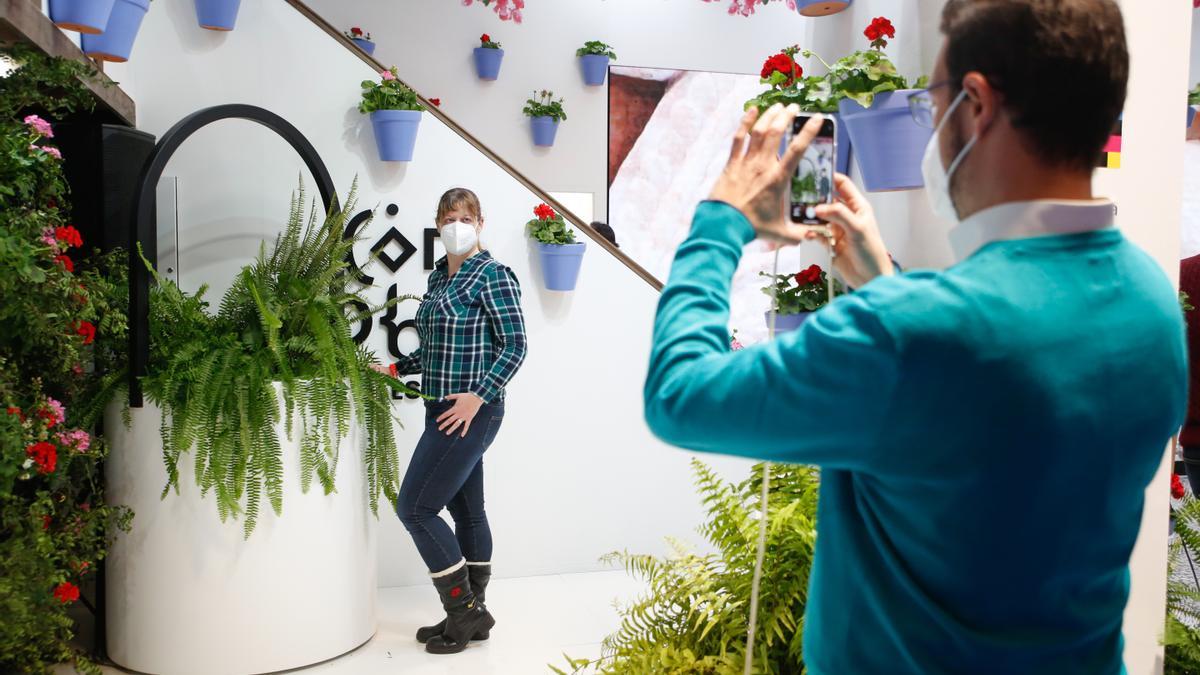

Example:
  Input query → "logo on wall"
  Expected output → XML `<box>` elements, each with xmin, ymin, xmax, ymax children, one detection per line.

<box><xmin>346</xmin><ymin>202</ymin><xmax>441</xmax><ymax>401</ymax></box>
<box><xmin>1098</xmin><ymin>113</ymin><xmax>1122</xmax><ymax>170</ymax></box>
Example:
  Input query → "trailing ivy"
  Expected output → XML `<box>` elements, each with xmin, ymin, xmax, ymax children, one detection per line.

<box><xmin>554</xmin><ymin>461</ymin><xmax>818</xmax><ymax>674</ymax></box>
<box><xmin>103</xmin><ymin>183</ymin><xmax>419</xmax><ymax>538</ymax></box>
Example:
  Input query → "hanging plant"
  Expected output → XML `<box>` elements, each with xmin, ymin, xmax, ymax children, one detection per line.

<box><xmin>527</xmin><ymin>203</ymin><xmax>586</xmax><ymax>291</ymax></box>
<box><xmin>360</xmin><ymin>67</ymin><xmax>426</xmax><ymax>161</ymax></box>
<box><xmin>344</xmin><ymin>26</ymin><xmax>376</xmax><ymax>56</ymax></box>
<box><xmin>462</xmin><ymin>0</ymin><xmax>524</xmax><ymax>23</ymax></box>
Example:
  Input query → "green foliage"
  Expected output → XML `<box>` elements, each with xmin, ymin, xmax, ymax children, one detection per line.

<box><xmin>760</xmin><ymin>267</ymin><xmax>841</xmax><ymax>315</ymax></box>
<box><xmin>359</xmin><ymin>67</ymin><xmax>424</xmax><ymax>114</ymax></box>
<box><xmin>0</xmin><ymin>45</ymin><xmax>133</xmax><ymax>675</ymax></box>
<box><xmin>527</xmin><ymin>206</ymin><xmax>577</xmax><ymax>245</ymax></box>
<box><xmin>1183</xmin><ymin>291</ymin><xmax>1195</xmax><ymax>314</ymax></box>
<box><xmin>104</xmin><ymin>183</ymin><xmax>421</xmax><ymax>538</ymax></box>
<box><xmin>1190</xmin><ymin>84</ymin><xmax>1200</xmax><ymax>107</ymax></box>
<box><xmin>523</xmin><ymin>89</ymin><xmax>568</xmax><ymax>122</ymax></box>
<box><xmin>554</xmin><ymin>461</ymin><xmax>819</xmax><ymax>674</ymax></box>
<box><xmin>576</xmin><ymin>40</ymin><xmax>617</xmax><ymax>60</ymax></box>
<box><xmin>1166</xmin><ymin>496</ymin><xmax>1200</xmax><ymax>673</ymax></box>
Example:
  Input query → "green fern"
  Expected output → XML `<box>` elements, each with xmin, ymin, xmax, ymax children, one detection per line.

<box><xmin>1169</xmin><ymin>495</ymin><xmax>1200</xmax><ymax>674</ymax></box>
<box><xmin>556</xmin><ymin>461</ymin><xmax>818</xmax><ymax>674</ymax></box>
<box><xmin>103</xmin><ymin>181</ymin><xmax>420</xmax><ymax>537</ymax></box>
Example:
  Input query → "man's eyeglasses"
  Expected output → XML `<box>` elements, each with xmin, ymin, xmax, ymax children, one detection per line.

<box><xmin>908</xmin><ymin>81</ymin><xmax>953</xmax><ymax>129</ymax></box>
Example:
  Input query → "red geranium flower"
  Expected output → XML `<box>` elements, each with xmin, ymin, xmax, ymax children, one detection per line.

<box><xmin>26</xmin><ymin>442</ymin><xmax>57</xmax><ymax>474</ymax></box>
<box><xmin>429</xmin><ymin>98</ymin><xmax>441</xmax><ymax>107</ymax></box>
<box><xmin>795</xmin><ymin>264</ymin><xmax>823</xmax><ymax>286</ymax></box>
<box><xmin>481</xmin><ymin>33</ymin><xmax>491</xmax><ymax>44</ymax></box>
<box><xmin>350</xmin><ymin>26</ymin><xmax>363</xmax><ymax>36</ymax></box>
<box><xmin>760</xmin><ymin>53</ymin><xmax>802</xmax><ymax>87</ymax></box>
<box><xmin>53</xmin><ymin>582</ymin><xmax>79</xmax><ymax>604</ymax></box>
<box><xmin>534</xmin><ymin>203</ymin><xmax>556</xmax><ymax>220</ymax></box>
<box><xmin>42</xmin><ymin>515</ymin><xmax>52</xmax><ymax>530</ymax></box>
<box><xmin>55</xmin><ymin>225</ymin><xmax>82</xmax><ymax>248</ymax></box>
<box><xmin>865</xmin><ymin>17</ymin><xmax>896</xmax><ymax>48</ymax></box>
<box><xmin>53</xmin><ymin>254</ymin><xmax>74</xmax><ymax>273</ymax></box>
<box><xmin>1173</xmin><ymin>473</ymin><xmax>1187</xmax><ymax>499</ymax></box>
<box><xmin>6</xmin><ymin>406</ymin><xmax>21</xmax><ymax>419</ymax></box>
<box><xmin>74</xmin><ymin>320</ymin><xmax>96</xmax><ymax>345</ymax></box>
<box><xmin>388</xmin><ymin>363</ymin><xmax>398</xmax><ymax>377</ymax></box>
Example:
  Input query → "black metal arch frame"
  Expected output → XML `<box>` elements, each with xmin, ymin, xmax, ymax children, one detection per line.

<box><xmin>128</xmin><ymin>104</ymin><xmax>338</xmax><ymax>406</ymax></box>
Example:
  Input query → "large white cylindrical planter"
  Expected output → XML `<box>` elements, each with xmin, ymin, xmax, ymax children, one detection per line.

<box><xmin>104</xmin><ymin>395</ymin><xmax>378</xmax><ymax>675</ymax></box>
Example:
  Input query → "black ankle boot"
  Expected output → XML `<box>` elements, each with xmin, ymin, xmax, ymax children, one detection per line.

<box><xmin>423</xmin><ymin>566</ymin><xmax>495</xmax><ymax>655</ymax></box>
<box><xmin>416</xmin><ymin>563</ymin><xmax>493</xmax><ymax>644</ymax></box>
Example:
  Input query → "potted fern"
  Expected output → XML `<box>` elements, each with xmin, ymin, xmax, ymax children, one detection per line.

<box><xmin>760</xmin><ymin>264</ymin><xmax>842</xmax><ymax>334</ymax></box>
<box><xmin>474</xmin><ymin>33</ymin><xmax>503</xmax><ymax>80</ymax></box>
<box><xmin>345</xmin><ymin>26</ymin><xmax>375</xmax><ymax>55</ymax></box>
<box><xmin>194</xmin><ymin>0</ymin><xmax>241</xmax><ymax>31</ymax></box>
<box><xmin>553</xmin><ymin>461</ymin><xmax>820</xmax><ymax>673</ymax></box>
<box><xmin>528</xmin><ymin>203</ymin><xmax>585</xmax><ymax>291</ymax></box>
<box><xmin>80</xmin><ymin>0</ymin><xmax>150</xmax><ymax>63</ymax></box>
<box><xmin>360</xmin><ymin>66</ymin><xmax>426</xmax><ymax>162</ymax></box>
<box><xmin>49</xmin><ymin>0</ymin><xmax>116</xmax><ymax>34</ymax></box>
<box><xmin>577</xmin><ymin>40</ymin><xmax>616</xmax><ymax>86</ymax></box>
<box><xmin>523</xmin><ymin>90</ymin><xmax>567</xmax><ymax>148</ymax></box>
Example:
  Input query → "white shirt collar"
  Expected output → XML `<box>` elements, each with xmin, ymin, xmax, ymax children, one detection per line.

<box><xmin>948</xmin><ymin>199</ymin><xmax>1116</xmax><ymax>263</ymax></box>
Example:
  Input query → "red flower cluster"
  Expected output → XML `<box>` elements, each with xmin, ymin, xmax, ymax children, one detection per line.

<box><xmin>350</xmin><ymin>26</ymin><xmax>363</xmax><ymax>36</ymax></box>
<box><xmin>53</xmin><ymin>254</ymin><xmax>74</xmax><ymax>273</ymax></box>
<box><xmin>534</xmin><ymin>203</ymin><xmax>556</xmax><ymax>220</ymax></box>
<box><xmin>481</xmin><ymin>33</ymin><xmax>491</xmax><ymax>44</ymax></box>
<box><xmin>760</xmin><ymin>53</ymin><xmax>802</xmax><ymax>86</ymax></box>
<box><xmin>388</xmin><ymin>363</ymin><xmax>399</xmax><ymax>377</ymax></box>
<box><xmin>865</xmin><ymin>16</ymin><xmax>896</xmax><ymax>45</ymax></box>
<box><xmin>1173</xmin><ymin>473</ymin><xmax>1187</xmax><ymax>499</ymax></box>
<box><xmin>429</xmin><ymin>98</ymin><xmax>441</xmax><ymax>107</ymax></box>
<box><xmin>55</xmin><ymin>225</ymin><xmax>82</xmax><ymax>248</ymax></box>
<box><xmin>42</xmin><ymin>515</ymin><xmax>52</xmax><ymax>531</ymax></box>
<box><xmin>74</xmin><ymin>320</ymin><xmax>96</xmax><ymax>345</ymax></box>
<box><xmin>53</xmin><ymin>582</ymin><xmax>79</xmax><ymax>604</ymax></box>
<box><xmin>26</xmin><ymin>441</ymin><xmax>57</xmax><ymax>474</ymax></box>
<box><xmin>795</xmin><ymin>264</ymin><xmax>822</xmax><ymax>286</ymax></box>
<box><xmin>6</xmin><ymin>406</ymin><xmax>22</xmax><ymax>420</ymax></box>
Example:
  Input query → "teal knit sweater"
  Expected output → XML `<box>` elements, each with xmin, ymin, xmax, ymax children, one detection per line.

<box><xmin>644</xmin><ymin>201</ymin><xmax>1187</xmax><ymax>674</ymax></box>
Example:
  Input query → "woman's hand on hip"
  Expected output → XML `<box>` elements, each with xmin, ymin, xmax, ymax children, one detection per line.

<box><xmin>437</xmin><ymin>393</ymin><xmax>484</xmax><ymax>437</ymax></box>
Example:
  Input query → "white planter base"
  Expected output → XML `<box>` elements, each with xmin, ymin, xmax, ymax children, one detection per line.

<box><xmin>104</xmin><ymin>397</ymin><xmax>378</xmax><ymax>675</ymax></box>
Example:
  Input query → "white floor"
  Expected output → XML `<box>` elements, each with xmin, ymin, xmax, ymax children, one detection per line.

<box><xmin>69</xmin><ymin>570</ymin><xmax>643</xmax><ymax>675</ymax></box>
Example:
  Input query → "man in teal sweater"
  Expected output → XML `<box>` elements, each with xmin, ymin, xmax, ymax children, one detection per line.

<box><xmin>644</xmin><ymin>1</ymin><xmax>1187</xmax><ymax>672</ymax></box>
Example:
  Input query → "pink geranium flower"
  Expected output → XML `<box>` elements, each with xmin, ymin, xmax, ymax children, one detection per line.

<box><xmin>24</xmin><ymin>115</ymin><xmax>53</xmax><ymax>138</ymax></box>
<box><xmin>381</xmin><ymin>69</ymin><xmax>396</xmax><ymax>81</ymax></box>
<box><xmin>56</xmin><ymin>428</ymin><xmax>90</xmax><ymax>453</ymax></box>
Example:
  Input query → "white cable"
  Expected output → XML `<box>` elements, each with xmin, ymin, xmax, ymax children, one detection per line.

<box><xmin>744</xmin><ymin>229</ymin><xmax>835</xmax><ymax>675</ymax></box>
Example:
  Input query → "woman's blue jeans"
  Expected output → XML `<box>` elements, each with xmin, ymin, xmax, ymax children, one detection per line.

<box><xmin>396</xmin><ymin>399</ymin><xmax>504</xmax><ymax>573</ymax></box>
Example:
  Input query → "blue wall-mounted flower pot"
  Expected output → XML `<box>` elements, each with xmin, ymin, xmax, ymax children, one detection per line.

<box><xmin>538</xmin><ymin>242</ymin><xmax>586</xmax><ymax>291</ymax></box>
<box><xmin>474</xmin><ymin>47</ymin><xmax>504</xmax><ymax>80</ymax></box>
<box><xmin>839</xmin><ymin>89</ymin><xmax>932</xmax><ymax>192</ymax></box>
<box><xmin>49</xmin><ymin>0</ymin><xmax>116</xmax><ymax>34</ymax></box>
<box><xmin>765</xmin><ymin>311</ymin><xmax>811</xmax><ymax>335</ymax></box>
<box><xmin>580</xmin><ymin>55</ymin><xmax>610</xmax><ymax>86</ymax></box>
<box><xmin>1189</xmin><ymin>105</ymin><xmax>1197</xmax><ymax>130</ymax></box>
<box><xmin>370</xmin><ymin>110</ymin><xmax>422</xmax><ymax>162</ymax></box>
<box><xmin>195</xmin><ymin>0</ymin><xmax>241</xmax><ymax>31</ymax></box>
<box><xmin>796</xmin><ymin>0</ymin><xmax>852</xmax><ymax>16</ymax></box>
<box><xmin>530</xmin><ymin>116</ymin><xmax>560</xmax><ymax>147</ymax></box>
<box><xmin>80</xmin><ymin>0</ymin><xmax>150</xmax><ymax>63</ymax></box>
<box><xmin>351</xmin><ymin>38</ymin><xmax>376</xmax><ymax>55</ymax></box>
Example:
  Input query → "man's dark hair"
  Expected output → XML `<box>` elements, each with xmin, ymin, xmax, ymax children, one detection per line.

<box><xmin>941</xmin><ymin>0</ymin><xmax>1128</xmax><ymax>172</ymax></box>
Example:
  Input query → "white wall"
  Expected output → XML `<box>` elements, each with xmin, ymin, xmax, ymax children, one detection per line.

<box><xmin>307</xmin><ymin>0</ymin><xmax>821</xmax><ymax>223</ymax></box>
<box><xmin>105</xmin><ymin>0</ymin><xmax>753</xmax><ymax>589</ymax></box>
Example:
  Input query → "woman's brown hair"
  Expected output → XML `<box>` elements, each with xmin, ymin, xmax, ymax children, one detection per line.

<box><xmin>436</xmin><ymin>187</ymin><xmax>483</xmax><ymax>224</ymax></box>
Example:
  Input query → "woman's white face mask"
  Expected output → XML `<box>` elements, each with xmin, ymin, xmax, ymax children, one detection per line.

<box><xmin>441</xmin><ymin>220</ymin><xmax>479</xmax><ymax>256</ymax></box>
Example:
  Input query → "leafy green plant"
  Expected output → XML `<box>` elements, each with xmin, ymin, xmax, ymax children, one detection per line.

<box><xmin>0</xmin><ymin>45</ymin><xmax>133</xmax><ymax>675</ymax></box>
<box><xmin>576</xmin><ymin>40</ymin><xmax>617</xmax><ymax>60</ymax></box>
<box><xmin>101</xmin><ymin>184</ymin><xmax>420</xmax><ymax>538</ymax></box>
<box><xmin>1166</xmin><ymin>493</ymin><xmax>1200</xmax><ymax>673</ymax></box>
<box><xmin>358</xmin><ymin>67</ymin><xmax>424</xmax><ymax>114</ymax></box>
<box><xmin>523</xmin><ymin>89</ymin><xmax>568</xmax><ymax>122</ymax></box>
<box><xmin>746</xmin><ymin>17</ymin><xmax>926</xmax><ymax>115</ymax></box>
<box><xmin>553</xmin><ymin>460</ymin><xmax>819</xmax><ymax>674</ymax></box>
<box><xmin>761</xmin><ymin>265</ymin><xmax>842</xmax><ymax>315</ymax></box>
<box><xmin>479</xmin><ymin>33</ymin><xmax>501</xmax><ymax>49</ymax></box>
<box><xmin>1189</xmin><ymin>84</ymin><xmax>1200</xmax><ymax>107</ymax></box>
<box><xmin>527</xmin><ymin>203</ymin><xmax>576</xmax><ymax>245</ymax></box>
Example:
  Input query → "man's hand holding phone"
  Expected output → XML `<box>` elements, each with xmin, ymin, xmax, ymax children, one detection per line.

<box><xmin>812</xmin><ymin>174</ymin><xmax>896</xmax><ymax>288</ymax></box>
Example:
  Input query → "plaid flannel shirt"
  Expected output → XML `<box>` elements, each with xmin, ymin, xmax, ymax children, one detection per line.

<box><xmin>394</xmin><ymin>251</ymin><xmax>528</xmax><ymax>403</ymax></box>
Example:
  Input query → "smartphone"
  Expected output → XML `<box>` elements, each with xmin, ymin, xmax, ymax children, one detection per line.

<box><xmin>789</xmin><ymin>115</ymin><xmax>837</xmax><ymax>226</ymax></box>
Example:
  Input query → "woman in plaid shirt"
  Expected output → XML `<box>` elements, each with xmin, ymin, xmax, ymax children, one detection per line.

<box><xmin>393</xmin><ymin>188</ymin><xmax>528</xmax><ymax>655</ymax></box>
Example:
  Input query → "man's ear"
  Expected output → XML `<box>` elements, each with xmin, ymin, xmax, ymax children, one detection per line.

<box><xmin>961</xmin><ymin>71</ymin><xmax>997</xmax><ymax>137</ymax></box>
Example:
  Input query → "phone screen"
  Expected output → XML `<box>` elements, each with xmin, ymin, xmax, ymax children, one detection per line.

<box><xmin>790</xmin><ymin>116</ymin><xmax>837</xmax><ymax>225</ymax></box>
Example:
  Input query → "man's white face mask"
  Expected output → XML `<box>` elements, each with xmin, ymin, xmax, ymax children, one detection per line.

<box><xmin>921</xmin><ymin>89</ymin><xmax>978</xmax><ymax>223</ymax></box>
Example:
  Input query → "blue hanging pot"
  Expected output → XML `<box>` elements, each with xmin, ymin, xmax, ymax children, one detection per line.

<box><xmin>194</xmin><ymin>0</ymin><xmax>242</xmax><ymax>31</ymax></box>
<box><xmin>474</xmin><ymin>47</ymin><xmax>504</xmax><ymax>80</ymax></box>
<box><xmin>795</xmin><ymin>0</ymin><xmax>852</xmax><ymax>17</ymax></box>
<box><xmin>530</xmin><ymin>116</ymin><xmax>560</xmax><ymax>147</ymax></box>
<box><xmin>49</xmin><ymin>0</ymin><xmax>116</xmax><ymax>34</ymax></box>
<box><xmin>80</xmin><ymin>0</ymin><xmax>150</xmax><ymax>63</ymax></box>
<box><xmin>538</xmin><ymin>242</ymin><xmax>586</xmax><ymax>291</ymax></box>
<box><xmin>351</xmin><ymin>38</ymin><xmax>377</xmax><ymax>56</ymax></box>
<box><xmin>765</xmin><ymin>311</ymin><xmax>811</xmax><ymax>335</ymax></box>
<box><xmin>370</xmin><ymin>110</ymin><xmax>422</xmax><ymax>162</ymax></box>
<box><xmin>838</xmin><ymin>89</ymin><xmax>932</xmax><ymax>192</ymax></box>
<box><xmin>580</xmin><ymin>55</ymin><xmax>610</xmax><ymax>86</ymax></box>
